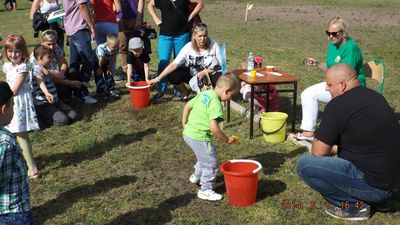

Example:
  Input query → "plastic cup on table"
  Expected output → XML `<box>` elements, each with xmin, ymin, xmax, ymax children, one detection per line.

<box><xmin>250</xmin><ymin>70</ymin><xmax>256</xmax><ymax>78</ymax></box>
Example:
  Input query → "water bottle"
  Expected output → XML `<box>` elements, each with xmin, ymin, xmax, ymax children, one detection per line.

<box><xmin>247</xmin><ymin>52</ymin><xmax>254</xmax><ymax>71</ymax></box>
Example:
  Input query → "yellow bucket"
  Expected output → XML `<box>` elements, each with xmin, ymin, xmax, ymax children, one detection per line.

<box><xmin>258</xmin><ymin>112</ymin><xmax>288</xmax><ymax>143</ymax></box>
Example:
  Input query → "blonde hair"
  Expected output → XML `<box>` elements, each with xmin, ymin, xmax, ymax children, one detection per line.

<box><xmin>327</xmin><ymin>16</ymin><xmax>349</xmax><ymax>37</ymax></box>
<box><xmin>216</xmin><ymin>73</ymin><xmax>240</xmax><ymax>94</ymax></box>
<box><xmin>2</xmin><ymin>35</ymin><xmax>29</xmax><ymax>63</ymax></box>
<box><xmin>106</xmin><ymin>33</ymin><xmax>119</xmax><ymax>45</ymax></box>
<box><xmin>40</xmin><ymin>29</ymin><xmax>58</xmax><ymax>44</ymax></box>
<box><xmin>191</xmin><ymin>24</ymin><xmax>210</xmax><ymax>52</ymax></box>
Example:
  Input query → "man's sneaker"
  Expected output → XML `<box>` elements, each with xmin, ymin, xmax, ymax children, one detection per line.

<box><xmin>371</xmin><ymin>201</ymin><xmax>391</xmax><ymax>212</ymax></box>
<box><xmin>197</xmin><ymin>189</ymin><xmax>223</xmax><ymax>201</ymax></box>
<box><xmin>82</xmin><ymin>95</ymin><xmax>98</xmax><ymax>104</ymax></box>
<box><xmin>109</xmin><ymin>90</ymin><xmax>121</xmax><ymax>99</ymax></box>
<box><xmin>325</xmin><ymin>203</ymin><xmax>370</xmax><ymax>221</ymax></box>
<box><xmin>189</xmin><ymin>174</ymin><xmax>200</xmax><ymax>184</ymax></box>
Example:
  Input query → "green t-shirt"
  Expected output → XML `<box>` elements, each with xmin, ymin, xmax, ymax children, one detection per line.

<box><xmin>326</xmin><ymin>37</ymin><xmax>366</xmax><ymax>86</ymax></box>
<box><xmin>183</xmin><ymin>90</ymin><xmax>224</xmax><ymax>141</ymax></box>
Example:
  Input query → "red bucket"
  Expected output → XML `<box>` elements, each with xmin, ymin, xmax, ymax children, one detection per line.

<box><xmin>127</xmin><ymin>81</ymin><xmax>150</xmax><ymax>109</ymax></box>
<box><xmin>220</xmin><ymin>159</ymin><xmax>262</xmax><ymax>207</ymax></box>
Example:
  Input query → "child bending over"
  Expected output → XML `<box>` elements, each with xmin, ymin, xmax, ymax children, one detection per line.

<box><xmin>182</xmin><ymin>73</ymin><xmax>240</xmax><ymax>201</ymax></box>
<box><xmin>125</xmin><ymin>37</ymin><xmax>150</xmax><ymax>87</ymax></box>
<box><xmin>94</xmin><ymin>33</ymin><xmax>120</xmax><ymax>99</ymax></box>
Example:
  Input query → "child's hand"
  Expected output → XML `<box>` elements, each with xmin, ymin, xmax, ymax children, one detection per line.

<box><xmin>40</xmin><ymin>65</ymin><xmax>50</xmax><ymax>76</ymax></box>
<box><xmin>45</xmin><ymin>93</ymin><xmax>54</xmax><ymax>104</ymax></box>
<box><xmin>96</xmin><ymin>68</ymin><xmax>102</xmax><ymax>76</ymax></box>
<box><xmin>226</xmin><ymin>136</ymin><xmax>237</xmax><ymax>144</ymax></box>
<box><xmin>106</xmin><ymin>67</ymin><xmax>112</xmax><ymax>76</ymax></box>
<box><xmin>125</xmin><ymin>82</ymin><xmax>131</xmax><ymax>88</ymax></box>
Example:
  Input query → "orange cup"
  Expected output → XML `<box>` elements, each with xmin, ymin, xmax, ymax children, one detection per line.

<box><xmin>266</xmin><ymin>66</ymin><xmax>276</xmax><ymax>72</ymax></box>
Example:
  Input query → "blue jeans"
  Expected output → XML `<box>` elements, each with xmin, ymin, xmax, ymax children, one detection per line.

<box><xmin>94</xmin><ymin>57</ymin><xmax>116</xmax><ymax>94</ymax></box>
<box><xmin>157</xmin><ymin>32</ymin><xmax>190</xmax><ymax>93</ymax></box>
<box><xmin>69</xmin><ymin>29</ymin><xmax>95</xmax><ymax>95</ymax></box>
<box><xmin>95</xmin><ymin>22</ymin><xmax>118</xmax><ymax>75</ymax></box>
<box><xmin>0</xmin><ymin>210</ymin><xmax>35</xmax><ymax>225</ymax></box>
<box><xmin>296</xmin><ymin>155</ymin><xmax>392</xmax><ymax>213</ymax></box>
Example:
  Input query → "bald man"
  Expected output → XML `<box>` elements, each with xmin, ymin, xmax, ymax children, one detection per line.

<box><xmin>296</xmin><ymin>64</ymin><xmax>400</xmax><ymax>221</ymax></box>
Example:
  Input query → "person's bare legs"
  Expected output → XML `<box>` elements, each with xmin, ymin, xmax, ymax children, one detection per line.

<box><xmin>16</xmin><ymin>132</ymin><xmax>39</xmax><ymax>178</ymax></box>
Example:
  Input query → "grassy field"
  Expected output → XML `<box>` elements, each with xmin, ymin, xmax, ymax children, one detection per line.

<box><xmin>1</xmin><ymin>0</ymin><xmax>400</xmax><ymax>224</ymax></box>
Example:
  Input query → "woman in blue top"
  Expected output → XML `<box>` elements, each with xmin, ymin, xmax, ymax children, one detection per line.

<box><xmin>296</xmin><ymin>16</ymin><xmax>365</xmax><ymax>141</ymax></box>
<box><xmin>147</xmin><ymin>0</ymin><xmax>204</xmax><ymax>100</ymax></box>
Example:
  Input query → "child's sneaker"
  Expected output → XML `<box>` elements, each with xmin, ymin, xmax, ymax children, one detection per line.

<box><xmin>197</xmin><ymin>189</ymin><xmax>223</xmax><ymax>201</ymax></box>
<box><xmin>109</xmin><ymin>90</ymin><xmax>121</xmax><ymax>99</ymax></box>
<box><xmin>189</xmin><ymin>174</ymin><xmax>200</xmax><ymax>184</ymax></box>
<box><xmin>81</xmin><ymin>95</ymin><xmax>98</xmax><ymax>104</ymax></box>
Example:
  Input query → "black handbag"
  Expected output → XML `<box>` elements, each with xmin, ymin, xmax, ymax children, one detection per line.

<box><xmin>32</xmin><ymin>11</ymin><xmax>50</xmax><ymax>32</ymax></box>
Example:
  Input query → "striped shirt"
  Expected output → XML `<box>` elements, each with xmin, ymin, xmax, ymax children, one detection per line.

<box><xmin>0</xmin><ymin>127</ymin><xmax>31</xmax><ymax>214</ymax></box>
<box><xmin>31</xmin><ymin>64</ymin><xmax>59</xmax><ymax>105</ymax></box>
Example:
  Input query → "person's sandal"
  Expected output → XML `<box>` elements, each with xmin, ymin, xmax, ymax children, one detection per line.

<box><xmin>294</xmin><ymin>132</ymin><xmax>314</xmax><ymax>142</ymax></box>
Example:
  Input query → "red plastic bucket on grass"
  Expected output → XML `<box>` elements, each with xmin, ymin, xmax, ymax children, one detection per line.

<box><xmin>220</xmin><ymin>159</ymin><xmax>262</xmax><ymax>207</ymax></box>
<box><xmin>127</xmin><ymin>81</ymin><xmax>150</xmax><ymax>109</ymax></box>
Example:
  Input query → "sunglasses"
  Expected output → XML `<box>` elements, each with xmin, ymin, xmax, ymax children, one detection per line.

<box><xmin>325</xmin><ymin>30</ymin><xmax>342</xmax><ymax>37</ymax></box>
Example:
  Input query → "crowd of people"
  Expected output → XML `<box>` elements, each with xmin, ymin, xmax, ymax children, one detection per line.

<box><xmin>1</xmin><ymin>0</ymin><xmax>400</xmax><ymax>224</ymax></box>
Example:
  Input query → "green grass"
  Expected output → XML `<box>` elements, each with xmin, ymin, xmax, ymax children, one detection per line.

<box><xmin>1</xmin><ymin>1</ymin><xmax>400</xmax><ymax>224</ymax></box>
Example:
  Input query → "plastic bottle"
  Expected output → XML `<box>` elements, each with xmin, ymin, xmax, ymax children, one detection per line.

<box><xmin>247</xmin><ymin>52</ymin><xmax>254</xmax><ymax>71</ymax></box>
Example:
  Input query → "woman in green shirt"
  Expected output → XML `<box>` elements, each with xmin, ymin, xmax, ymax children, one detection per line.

<box><xmin>296</xmin><ymin>16</ymin><xmax>365</xmax><ymax>141</ymax></box>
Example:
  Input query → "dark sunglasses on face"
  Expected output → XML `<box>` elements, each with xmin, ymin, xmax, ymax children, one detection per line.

<box><xmin>325</xmin><ymin>30</ymin><xmax>342</xmax><ymax>37</ymax></box>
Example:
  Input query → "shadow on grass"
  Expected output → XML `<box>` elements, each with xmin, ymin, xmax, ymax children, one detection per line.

<box><xmin>246</xmin><ymin>147</ymin><xmax>307</xmax><ymax>175</ymax></box>
<box><xmin>36</xmin><ymin>128</ymin><xmax>157</xmax><ymax>169</ymax></box>
<box><xmin>33</xmin><ymin>175</ymin><xmax>137</xmax><ymax>225</ymax></box>
<box><xmin>106</xmin><ymin>193</ymin><xmax>195</xmax><ymax>225</ymax></box>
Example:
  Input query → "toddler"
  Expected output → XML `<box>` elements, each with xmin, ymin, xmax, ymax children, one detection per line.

<box><xmin>182</xmin><ymin>73</ymin><xmax>240</xmax><ymax>201</ymax></box>
<box><xmin>94</xmin><ymin>33</ymin><xmax>120</xmax><ymax>99</ymax></box>
<box><xmin>32</xmin><ymin>45</ymin><xmax>78</xmax><ymax>126</ymax></box>
<box><xmin>125</xmin><ymin>37</ymin><xmax>150</xmax><ymax>87</ymax></box>
<box><xmin>2</xmin><ymin>35</ymin><xmax>40</xmax><ymax>178</ymax></box>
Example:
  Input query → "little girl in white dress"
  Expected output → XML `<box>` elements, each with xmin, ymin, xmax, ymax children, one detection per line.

<box><xmin>2</xmin><ymin>35</ymin><xmax>40</xmax><ymax>178</ymax></box>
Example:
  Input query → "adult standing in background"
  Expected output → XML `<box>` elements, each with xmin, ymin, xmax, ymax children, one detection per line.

<box><xmin>90</xmin><ymin>0</ymin><xmax>121</xmax><ymax>45</ymax></box>
<box><xmin>61</xmin><ymin>0</ymin><xmax>98</xmax><ymax>104</ymax></box>
<box><xmin>115</xmin><ymin>0</ymin><xmax>144</xmax><ymax>82</ymax></box>
<box><xmin>296</xmin><ymin>16</ymin><xmax>365</xmax><ymax>141</ymax></box>
<box><xmin>147</xmin><ymin>0</ymin><xmax>204</xmax><ymax>101</ymax></box>
<box><xmin>29</xmin><ymin>0</ymin><xmax>65</xmax><ymax>48</ymax></box>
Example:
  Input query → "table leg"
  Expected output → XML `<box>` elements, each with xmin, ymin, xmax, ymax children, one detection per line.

<box><xmin>250</xmin><ymin>84</ymin><xmax>254</xmax><ymax>139</ymax></box>
<box><xmin>227</xmin><ymin>100</ymin><xmax>231</xmax><ymax>122</ymax></box>
<box><xmin>292</xmin><ymin>81</ymin><xmax>298</xmax><ymax>132</ymax></box>
<box><xmin>266</xmin><ymin>84</ymin><xmax>270</xmax><ymax>112</ymax></box>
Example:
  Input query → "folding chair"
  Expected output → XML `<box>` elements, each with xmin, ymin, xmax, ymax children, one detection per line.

<box><xmin>364</xmin><ymin>58</ymin><xmax>386</xmax><ymax>94</ymax></box>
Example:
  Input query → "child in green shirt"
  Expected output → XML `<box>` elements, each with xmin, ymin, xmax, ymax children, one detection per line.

<box><xmin>182</xmin><ymin>73</ymin><xmax>240</xmax><ymax>201</ymax></box>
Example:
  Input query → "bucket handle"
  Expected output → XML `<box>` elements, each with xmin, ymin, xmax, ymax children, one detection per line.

<box><xmin>258</xmin><ymin>116</ymin><xmax>287</xmax><ymax>135</ymax></box>
<box><xmin>127</xmin><ymin>84</ymin><xmax>150</xmax><ymax>89</ymax></box>
<box><xmin>229</xmin><ymin>159</ymin><xmax>262</xmax><ymax>174</ymax></box>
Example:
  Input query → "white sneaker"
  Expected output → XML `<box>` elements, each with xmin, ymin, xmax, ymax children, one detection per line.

<box><xmin>82</xmin><ymin>95</ymin><xmax>98</xmax><ymax>104</ymax></box>
<box><xmin>189</xmin><ymin>174</ymin><xmax>200</xmax><ymax>184</ymax></box>
<box><xmin>197</xmin><ymin>189</ymin><xmax>223</xmax><ymax>201</ymax></box>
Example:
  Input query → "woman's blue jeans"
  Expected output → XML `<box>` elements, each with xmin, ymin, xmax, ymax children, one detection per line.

<box><xmin>156</xmin><ymin>32</ymin><xmax>190</xmax><ymax>93</ymax></box>
<box><xmin>296</xmin><ymin>155</ymin><xmax>392</xmax><ymax>213</ymax></box>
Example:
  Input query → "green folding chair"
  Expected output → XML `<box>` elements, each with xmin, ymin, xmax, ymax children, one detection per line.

<box><xmin>364</xmin><ymin>58</ymin><xmax>386</xmax><ymax>94</ymax></box>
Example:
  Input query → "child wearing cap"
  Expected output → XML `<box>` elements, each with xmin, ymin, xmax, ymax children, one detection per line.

<box><xmin>94</xmin><ymin>33</ymin><xmax>120</xmax><ymax>99</ymax></box>
<box><xmin>0</xmin><ymin>81</ymin><xmax>35</xmax><ymax>224</ymax></box>
<box><xmin>125</xmin><ymin>37</ymin><xmax>150</xmax><ymax>87</ymax></box>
